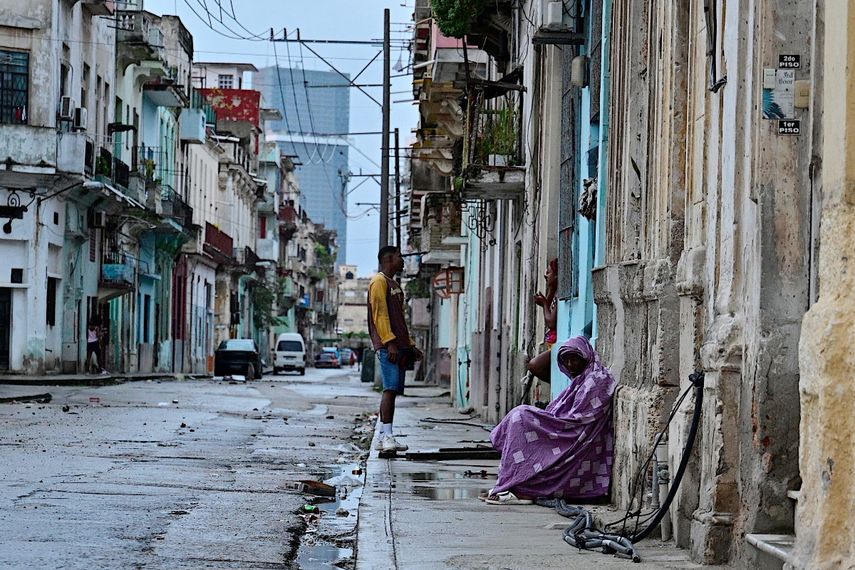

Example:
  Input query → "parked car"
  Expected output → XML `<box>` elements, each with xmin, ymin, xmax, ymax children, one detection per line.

<box><xmin>214</xmin><ymin>339</ymin><xmax>263</xmax><ymax>379</ymax></box>
<box><xmin>338</xmin><ymin>348</ymin><xmax>354</xmax><ymax>366</ymax></box>
<box><xmin>315</xmin><ymin>352</ymin><xmax>341</xmax><ymax>369</ymax></box>
<box><xmin>321</xmin><ymin>346</ymin><xmax>340</xmax><ymax>359</ymax></box>
<box><xmin>272</xmin><ymin>333</ymin><xmax>306</xmax><ymax>375</ymax></box>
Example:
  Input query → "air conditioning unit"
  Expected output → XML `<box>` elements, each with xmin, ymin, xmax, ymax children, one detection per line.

<box><xmin>59</xmin><ymin>96</ymin><xmax>75</xmax><ymax>121</ymax></box>
<box><xmin>73</xmin><ymin>107</ymin><xmax>88</xmax><ymax>131</ymax></box>
<box><xmin>540</xmin><ymin>0</ymin><xmax>570</xmax><ymax>30</ymax></box>
<box><xmin>91</xmin><ymin>211</ymin><xmax>107</xmax><ymax>228</ymax></box>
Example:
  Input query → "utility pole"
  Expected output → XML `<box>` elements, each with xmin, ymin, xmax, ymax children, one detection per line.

<box><xmin>394</xmin><ymin>127</ymin><xmax>402</xmax><ymax>248</ymax></box>
<box><xmin>379</xmin><ymin>8</ymin><xmax>391</xmax><ymax>249</ymax></box>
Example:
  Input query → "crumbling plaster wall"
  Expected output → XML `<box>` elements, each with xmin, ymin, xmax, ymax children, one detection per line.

<box><xmin>793</xmin><ymin>1</ymin><xmax>855</xmax><ymax>568</ymax></box>
<box><xmin>602</xmin><ymin>0</ymin><xmax>810</xmax><ymax>565</ymax></box>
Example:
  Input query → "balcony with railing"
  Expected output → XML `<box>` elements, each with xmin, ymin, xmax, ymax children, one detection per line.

<box><xmin>233</xmin><ymin>245</ymin><xmax>260</xmax><ymax>270</ymax></box>
<box><xmin>78</xmin><ymin>0</ymin><xmax>116</xmax><ymax>15</ymax></box>
<box><xmin>203</xmin><ymin>222</ymin><xmax>234</xmax><ymax>263</ymax></box>
<box><xmin>132</xmin><ymin>145</ymin><xmax>171</xmax><ymax>187</ymax></box>
<box><xmin>100</xmin><ymin>248</ymin><xmax>136</xmax><ymax>298</ymax></box>
<box><xmin>160</xmin><ymin>184</ymin><xmax>193</xmax><ymax>229</ymax></box>
<box><xmin>116</xmin><ymin>8</ymin><xmax>166</xmax><ymax>70</ymax></box>
<box><xmin>459</xmin><ymin>87</ymin><xmax>525</xmax><ymax>201</ymax></box>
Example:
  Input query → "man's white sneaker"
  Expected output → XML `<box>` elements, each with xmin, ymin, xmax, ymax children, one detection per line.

<box><xmin>374</xmin><ymin>435</ymin><xmax>387</xmax><ymax>451</ymax></box>
<box><xmin>381</xmin><ymin>435</ymin><xmax>408</xmax><ymax>452</ymax></box>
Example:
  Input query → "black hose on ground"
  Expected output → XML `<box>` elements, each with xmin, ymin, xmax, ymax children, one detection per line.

<box><xmin>550</xmin><ymin>371</ymin><xmax>706</xmax><ymax>563</ymax></box>
<box><xmin>629</xmin><ymin>371</ymin><xmax>704</xmax><ymax>543</ymax></box>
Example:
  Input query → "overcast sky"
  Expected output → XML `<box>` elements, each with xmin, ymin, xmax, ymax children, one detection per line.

<box><xmin>145</xmin><ymin>0</ymin><xmax>419</xmax><ymax>276</ymax></box>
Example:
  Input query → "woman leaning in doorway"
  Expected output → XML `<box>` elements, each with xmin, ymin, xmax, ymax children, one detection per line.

<box><xmin>86</xmin><ymin>319</ymin><xmax>107</xmax><ymax>374</ymax></box>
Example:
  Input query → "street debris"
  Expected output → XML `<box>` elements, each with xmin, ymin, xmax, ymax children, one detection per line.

<box><xmin>285</xmin><ymin>480</ymin><xmax>337</xmax><ymax>497</ymax></box>
<box><xmin>324</xmin><ymin>474</ymin><xmax>362</xmax><ymax>488</ymax></box>
<box><xmin>335</xmin><ymin>508</ymin><xmax>349</xmax><ymax>517</ymax></box>
<box><xmin>0</xmin><ymin>393</ymin><xmax>52</xmax><ymax>404</ymax></box>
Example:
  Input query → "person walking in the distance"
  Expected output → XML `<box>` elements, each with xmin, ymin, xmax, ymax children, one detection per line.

<box><xmin>368</xmin><ymin>246</ymin><xmax>423</xmax><ymax>454</ymax></box>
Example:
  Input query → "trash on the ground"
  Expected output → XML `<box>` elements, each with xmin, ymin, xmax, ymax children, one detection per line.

<box><xmin>180</xmin><ymin>422</ymin><xmax>187</xmax><ymax>428</ymax></box>
<box><xmin>324</xmin><ymin>474</ymin><xmax>363</xmax><ymax>487</ymax></box>
<box><xmin>171</xmin><ymin>399</ymin><xmax>179</xmax><ymax>404</ymax></box>
<box><xmin>300</xmin><ymin>513</ymin><xmax>321</xmax><ymax>525</ymax></box>
<box><xmin>308</xmin><ymin>441</ymin><xmax>315</xmax><ymax>447</ymax></box>
<box><xmin>301</xmin><ymin>504</ymin><xmax>318</xmax><ymax>513</ymax></box>
<box><xmin>225</xmin><ymin>375</ymin><xmax>246</xmax><ymax>382</ymax></box>
<box><xmin>61</xmin><ymin>405</ymin><xmax>70</xmax><ymax>413</ymax></box>
<box><xmin>463</xmin><ymin>469</ymin><xmax>490</xmax><ymax>478</ymax></box>
<box><xmin>284</xmin><ymin>480</ymin><xmax>337</xmax><ymax>497</ymax></box>
<box><xmin>352</xmin><ymin>468</ymin><xmax>363</xmax><ymax>475</ymax></box>
<box><xmin>0</xmin><ymin>393</ymin><xmax>52</xmax><ymax>404</ymax></box>
<box><xmin>326</xmin><ymin>415</ymin><xmax>335</xmax><ymax>419</ymax></box>
<box><xmin>336</xmin><ymin>507</ymin><xmax>350</xmax><ymax>517</ymax></box>
<box><xmin>88</xmin><ymin>397</ymin><xmax>100</xmax><ymax>406</ymax></box>
<box><xmin>157</xmin><ymin>402</ymin><xmax>170</xmax><ymax>407</ymax></box>
<box><xmin>297</xmin><ymin>463</ymin><xmax>306</xmax><ymax>468</ymax></box>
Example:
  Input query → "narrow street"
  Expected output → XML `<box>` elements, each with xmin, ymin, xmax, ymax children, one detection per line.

<box><xmin>0</xmin><ymin>368</ymin><xmax>372</xmax><ymax>569</ymax></box>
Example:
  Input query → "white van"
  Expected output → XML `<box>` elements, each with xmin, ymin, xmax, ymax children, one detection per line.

<box><xmin>273</xmin><ymin>333</ymin><xmax>307</xmax><ymax>375</ymax></box>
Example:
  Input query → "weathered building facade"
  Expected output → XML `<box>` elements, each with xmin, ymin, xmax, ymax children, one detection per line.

<box><xmin>0</xmin><ymin>1</ymin><xmax>337</xmax><ymax>377</ymax></box>
<box><xmin>412</xmin><ymin>0</ymin><xmax>855</xmax><ymax>567</ymax></box>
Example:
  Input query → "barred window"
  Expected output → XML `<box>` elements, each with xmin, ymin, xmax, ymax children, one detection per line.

<box><xmin>217</xmin><ymin>74</ymin><xmax>234</xmax><ymax>89</ymax></box>
<box><xmin>0</xmin><ymin>50</ymin><xmax>28</xmax><ymax>125</ymax></box>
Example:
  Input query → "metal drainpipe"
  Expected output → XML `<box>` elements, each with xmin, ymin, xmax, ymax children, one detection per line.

<box><xmin>495</xmin><ymin>203</ymin><xmax>506</xmax><ymax>414</ymax></box>
<box><xmin>655</xmin><ymin>439</ymin><xmax>672</xmax><ymax>540</ymax></box>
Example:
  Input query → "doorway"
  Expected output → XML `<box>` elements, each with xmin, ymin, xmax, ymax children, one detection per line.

<box><xmin>0</xmin><ymin>288</ymin><xmax>11</xmax><ymax>370</ymax></box>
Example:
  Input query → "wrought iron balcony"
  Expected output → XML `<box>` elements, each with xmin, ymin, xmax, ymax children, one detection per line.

<box><xmin>460</xmin><ymin>84</ymin><xmax>525</xmax><ymax>201</ymax></box>
<box><xmin>160</xmin><ymin>184</ymin><xmax>193</xmax><ymax>229</ymax></box>
<box><xmin>100</xmin><ymin>249</ymin><xmax>136</xmax><ymax>291</ymax></box>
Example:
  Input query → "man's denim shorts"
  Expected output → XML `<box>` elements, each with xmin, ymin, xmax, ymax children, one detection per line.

<box><xmin>377</xmin><ymin>348</ymin><xmax>404</xmax><ymax>395</ymax></box>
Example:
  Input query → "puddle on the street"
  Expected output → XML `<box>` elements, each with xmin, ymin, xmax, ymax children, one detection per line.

<box><xmin>392</xmin><ymin>469</ymin><xmax>494</xmax><ymax>501</ymax></box>
<box><xmin>295</xmin><ymin>463</ymin><xmax>362</xmax><ymax>569</ymax></box>
<box><xmin>411</xmin><ymin>485</ymin><xmax>488</xmax><ymax>500</ymax></box>
<box><xmin>394</xmin><ymin>470</ymin><xmax>494</xmax><ymax>482</ymax></box>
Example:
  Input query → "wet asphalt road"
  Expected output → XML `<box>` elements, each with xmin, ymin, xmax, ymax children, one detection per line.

<box><xmin>0</xmin><ymin>367</ymin><xmax>375</xmax><ymax>569</ymax></box>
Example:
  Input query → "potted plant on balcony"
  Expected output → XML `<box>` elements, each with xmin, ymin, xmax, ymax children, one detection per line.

<box><xmin>431</xmin><ymin>0</ymin><xmax>487</xmax><ymax>38</ymax></box>
<box><xmin>95</xmin><ymin>156</ymin><xmax>112</xmax><ymax>177</ymax></box>
<box><xmin>476</xmin><ymin>106</ymin><xmax>517</xmax><ymax>167</ymax></box>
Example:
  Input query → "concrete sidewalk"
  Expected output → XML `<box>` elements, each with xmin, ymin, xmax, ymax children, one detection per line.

<box><xmin>0</xmin><ymin>372</ymin><xmax>211</xmax><ymax>386</ymax></box>
<box><xmin>356</xmin><ymin>385</ymin><xmax>713</xmax><ymax>570</ymax></box>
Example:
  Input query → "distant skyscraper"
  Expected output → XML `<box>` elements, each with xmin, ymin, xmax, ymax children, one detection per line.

<box><xmin>255</xmin><ymin>67</ymin><xmax>350</xmax><ymax>264</ymax></box>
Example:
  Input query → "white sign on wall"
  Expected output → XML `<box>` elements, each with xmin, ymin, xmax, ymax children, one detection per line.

<box><xmin>763</xmin><ymin>68</ymin><xmax>795</xmax><ymax>120</ymax></box>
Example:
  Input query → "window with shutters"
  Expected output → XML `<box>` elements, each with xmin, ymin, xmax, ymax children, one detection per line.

<box><xmin>0</xmin><ymin>50</ymin><xmax>29</xmax><ymax>125</ymax></box>
<box><xmin>558</xmin><ymin>47</ymin><xmax>581</xmax><ymax>300</ymax></box>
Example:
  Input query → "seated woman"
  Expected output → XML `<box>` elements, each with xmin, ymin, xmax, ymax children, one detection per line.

<box><xmin>485</xmin><ymin>336</ymin><xmax>617</xmax><ymax>505</ymax></box>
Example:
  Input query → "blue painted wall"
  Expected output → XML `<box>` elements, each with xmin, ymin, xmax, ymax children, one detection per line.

<box><xmin>552</xmin><ymin>0</ymin><xmax>612</xmax><ymax>395</ymax></box>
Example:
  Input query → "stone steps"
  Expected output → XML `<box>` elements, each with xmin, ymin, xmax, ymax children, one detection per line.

<box><xmin>745</xmin><ymin>489</ymin><xmax>798</xmax><ymax>568</ymax></box>
<box><xmin>746</xmin><ymin>534</ymin><xmax>795</xmax><ymax>569</ymax></box>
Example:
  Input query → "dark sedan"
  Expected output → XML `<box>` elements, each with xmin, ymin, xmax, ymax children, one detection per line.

<box><xmin>214</xmin><ymin>339</ymin><xmax>263</xmax><ymax>379</ymax></box>
<box><xmin>314</xmin><ymin>352</ymin><xmax>341</xmax><ymax>369</ymax></box>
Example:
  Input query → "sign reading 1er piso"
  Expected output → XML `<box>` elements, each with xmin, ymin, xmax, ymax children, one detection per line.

<box><xmin>764</xmin><ymin>55</ymin><xmax>800</xmax><ymax>135</ymax></box>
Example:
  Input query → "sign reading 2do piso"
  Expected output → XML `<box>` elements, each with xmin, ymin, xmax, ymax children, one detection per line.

<box><xmin>779</xmin><ymin>54</ymin><xmax>801</xmax><ymax>69</ymax></box>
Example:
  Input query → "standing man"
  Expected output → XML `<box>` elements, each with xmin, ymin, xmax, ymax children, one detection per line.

<box><xmin>368</xmin><ymin>246</ymin><xmax>423</xmax><ymax>453</ymax></box>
